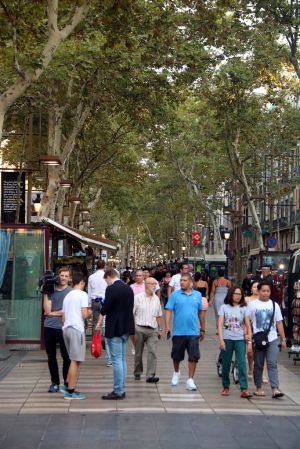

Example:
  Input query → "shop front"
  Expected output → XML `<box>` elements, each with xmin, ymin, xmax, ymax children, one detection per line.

<box><xmin>0</xmin><ymin>226</ymin><xmax>45</xmax><ymax>347</ymax></box>
<box><xmin>0</xmin><ymin>220</ymin><xmax>118</xmax><ymax>348</ymax></box>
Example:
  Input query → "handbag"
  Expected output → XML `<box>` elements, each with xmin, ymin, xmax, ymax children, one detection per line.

<box><xmin>252</xmin><ymin>301</ymin><xmax>275</xmax><ymax>350</ymax></box>
<box><xmin>91</xmin><ymin>332</ymin><xmax>102</xmax><ymax>358</ymax></box>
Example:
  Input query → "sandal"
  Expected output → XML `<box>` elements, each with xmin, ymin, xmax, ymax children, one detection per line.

<box><xmin>272</xmin><ymin>390</ymin><xmax>284</xmax><ymax>399</ymax></box>
<box><xmin>221</xmin><ymin>388</ymin><xmax>229</xmax><ymax>396</ymax></box>
<box><xmin>240</xmin><ymin>390</ymin><xmax>253</xmax><ymax>398</ymax></box>
<box><xmin>253</xmin><ymin>391</ymin><xmax>266</xmax><ymax>397</ymax></box>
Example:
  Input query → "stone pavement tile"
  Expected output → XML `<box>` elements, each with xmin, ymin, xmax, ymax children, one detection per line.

<box><xmin>120</xmin><ymin>442</ymin><xmax>157</xmax><ymax>449</ymax></box>
<box><xmin>13</xmin><ymin>414</ymin><xmax>50</xmax><ymax>426</ymax></box>
<box><xmin>40</xmin><ymin>442</ymin><xmax>79</xmax><ymax>449</ymax></box>
<box><xmin>49</xmin><ymin>413</ymin><xmax>84</xmax><ymax>429</ymax></box>
<box><xmin>119</xmin><ymin>413</ymin><xmax>155</xmax><ymax>424</ymax></box>
<box><xmin>80</xmin><ymin>429</ymin><xmax>120</xmax><ymax>441</ymax></box>
<box><xmin>84</xmin><ymin>413</ymin><xmax>120</xmax><ymax>428</ymax></box>
<box><xmin>190</xmin><ymin>435</ymin><xmax>239</xmax><ymax>449</ymax></box>
<box><xmin>41</xmin><ymin>431</ymin><xmax>82</xmax><ymax>446</ymax></box>
<box><xmin>1</xmin><ymin>430</ymin><xmax>45</xmax><ymax>449</ymax></box>
<box><xmin>234</xmin><ymin>437</ymin><xmax>279</xmax><ymax>449</ymax></box>
<box><xmin>260</xmin><ymin>416</ymin><xmax>300</xmax><ymax>449</ymax></box>
<box><xmin>120</xmin><ymin>427</ymin><xmax>159</xmax><ymax>441</ymax></box>
<box><xmin>153</xmin><ymin>413</ymin><xmax>191</xmax><ymax>428</ymax></box>
<box><xmin>289</xmin><ymin>416</ymin><xmax>300</xmax><ymax>430</ymax></box>
<box><xmin>79</xmin><ymin>441</ymin><xmax>120</xmax><ymax>449</ymax></box>
<box><xmin>159</xmin><ymin>443</ymin><xmax>201</xmax><ymax>449</ymax></box>
<box><xmin>190</xmin><ymin>416</ymin><xmax>240</xmax><ymax>449</ymax></box>
<box><xmin>220</xmin><ymin>414</ymin><xmax>269</xmax><ymax>440</ymax></box>
<box><xmin>119</xmin><ymin>414</ymin><xmax>156</xmax><ymax>435</ymax></box>
<box><xmin>154</xmin><ymin>416</ymin><xmax>197</xmax><ymax>444</ymax></box>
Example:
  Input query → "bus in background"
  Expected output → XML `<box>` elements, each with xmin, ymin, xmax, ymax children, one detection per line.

<box><xmin>186</xmin><ymin>254</ymin><xmax>228</xmax><ymax>278</ymax></box>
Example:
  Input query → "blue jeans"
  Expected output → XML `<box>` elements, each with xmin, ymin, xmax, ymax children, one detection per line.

<box><xmin>106</xmin><ymin>335</ymin><xmax>128</xmax><ymax>394</ymax></box>
<box><xmin>105</xmin><ymin>337</ymin><xmax>112</xmax><ymax>363</ymax></box>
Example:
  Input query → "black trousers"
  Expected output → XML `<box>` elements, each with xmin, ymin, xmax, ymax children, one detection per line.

<box><xmin>44</xmin><ymin>327</ymin><xmax>70</xmax><ymax>385</ymax></box>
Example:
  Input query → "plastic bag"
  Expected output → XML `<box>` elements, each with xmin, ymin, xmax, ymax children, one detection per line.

<box><xmin>91</xmin><ymin>333</ymin><xmax>102</xmax><ymax>358</ymax></box>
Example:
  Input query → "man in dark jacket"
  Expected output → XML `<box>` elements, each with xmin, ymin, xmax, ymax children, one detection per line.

<box><xmin>95</xmin><ymin>268</ymin><xmax>134</xmax><ymax>400</ymax></box>
<box><xmin>242</xmin><ymin>271</ymin><xmax>252</xmax><ymax>296</ymax></box>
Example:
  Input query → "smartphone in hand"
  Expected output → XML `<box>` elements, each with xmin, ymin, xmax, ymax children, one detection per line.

<box><xmin>167</xmin><ymin>331</ymin><xmax>171</xmax><ymax>340</ymax></box>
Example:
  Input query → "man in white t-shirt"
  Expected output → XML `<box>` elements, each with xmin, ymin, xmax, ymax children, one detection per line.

<box><xmin>247</xmin><ymin>281</ymin><xmax>286</xmax><ymax>398</ymax></box>
<box><xmin>88</xmin><ymin>259</ymin><xmax>107</xmax><ymax>330</ymax></box>
<box><xmin>167</xmin><ymin>263</ymin><xmax>189</xmax><ymax>298</ymax></box>
<box><xmin>62</xmin><ymin>272</ymin><xmax>91</xmax><ymax>400</ymax></box>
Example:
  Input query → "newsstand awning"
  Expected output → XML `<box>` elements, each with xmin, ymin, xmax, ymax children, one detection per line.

<box><xmin>41</xmin><ymin>217</ymin><xmax>118</xmax><ymax>250</ymax></box>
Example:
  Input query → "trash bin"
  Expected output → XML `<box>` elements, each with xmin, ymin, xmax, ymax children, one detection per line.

<box><xmin>0</xmin><ymin>317</ymin><xmax>10</xmax><ymax>361</ymax></box>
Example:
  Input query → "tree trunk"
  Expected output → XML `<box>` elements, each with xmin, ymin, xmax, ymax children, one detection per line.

<box><xmin>87</xmin><ymin>187</ymin><xmax>102</xmax><ymax>210</ymax></box>
<box><xmin>40</xmin><ymin>106</ymin><xmax>64</xmax><ymax>218</ymax></box>
<box><xmin>69</xmin><ymin>201</ymin><xmax>79</xmax><ymax>228</ymax></box>
<box><xmin>210</xmin><ymin>213</ymin><xmax>224</xmax><ymax>254</ymax></box>
<box><xmin>55</xmin><ymin>187</ymin><xmax>66</xmax><ymax>223</ymax></box>
<box><xmin>225</xmin><ymin>129</ymin><xmax>265</xmax><ymax>250</ymax></box>
<box><xmin>239</xmin><ymin>164</ymin><xmax>265</xmax><ymax>250</ymax></box>
<box><xmin>41</xmin><ymin>165</ymin><xmax>60</xmax><ymax>218</ymax></box>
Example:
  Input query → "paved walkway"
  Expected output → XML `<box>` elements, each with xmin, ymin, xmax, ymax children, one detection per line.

<box><xmin>0</xmin><ymin>309</ymin><xmax>299</xmax><ymax>416</ymax></box>
<box><xmin>0</xmin><ymin>310</ymin><xmax>299</xmax><ymax>449</ymax></box>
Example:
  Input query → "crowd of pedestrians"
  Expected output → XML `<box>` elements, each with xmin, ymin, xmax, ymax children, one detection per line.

<box><xmin>42</xmin><ymin>261</ymin><xmax>287</xmax><ymax>402</ymax></box>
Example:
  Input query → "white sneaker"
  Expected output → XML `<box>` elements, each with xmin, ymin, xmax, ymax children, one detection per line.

<box><xmin>186</xmin><ymin>378</ymin><xmax>197</xmax><ymax>391</ymax></box>
<box><xmin>171</xmin><ymin>371</ymin><xmax>180</xmax><ymax>386</ymax></box>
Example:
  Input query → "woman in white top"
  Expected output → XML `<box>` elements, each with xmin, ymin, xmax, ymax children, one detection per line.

<box><xmin>247</xmin><ymin>281</ymin><xmax>287</xmax><ymax>398</ymax></box>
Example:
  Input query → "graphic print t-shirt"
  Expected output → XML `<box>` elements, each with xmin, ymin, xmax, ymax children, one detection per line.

<box><xmin>247</xmin><ymin>299</ymin><xmax>282</xmax><ymax>342</ymax></box>
<box><xmin>218</xmin><ymin>304</ymin><xmax>248</xmax><ymax>340</ymax></box>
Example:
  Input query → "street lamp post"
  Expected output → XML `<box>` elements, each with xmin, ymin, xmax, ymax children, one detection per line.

<box><xmin>182</xmin><ymin>245</ymin><xmax>186</xmax><ymax>259</ymax></box>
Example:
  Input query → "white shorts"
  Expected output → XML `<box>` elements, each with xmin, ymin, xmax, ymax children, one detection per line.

<box><xmin>63</xmin><ymin>327</ymin><xmax>86</xmax><ymax>362</ymax></box>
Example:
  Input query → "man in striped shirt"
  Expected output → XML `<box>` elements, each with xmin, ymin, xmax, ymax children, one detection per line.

<box><xmin>133</xmin><ymin>277</ymin><xmax>162</xmax><ymax>383</ymax></box>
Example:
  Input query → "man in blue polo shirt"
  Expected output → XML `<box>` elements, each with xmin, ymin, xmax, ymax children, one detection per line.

<box><xmin>165</xmin><ymin>272</ymin><xmax>205</xmax><ymax>391</ymax></box>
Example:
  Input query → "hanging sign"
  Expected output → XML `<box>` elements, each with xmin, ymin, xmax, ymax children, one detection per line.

<box><xmin>1</xmin><ymin>172</ymin><xmax>25</xmax><ymax>223</ymax></box>
<box><xmin>192</xmin><ymin>231</ymin><xmax>201</xmax><ymax>246</ymax></box>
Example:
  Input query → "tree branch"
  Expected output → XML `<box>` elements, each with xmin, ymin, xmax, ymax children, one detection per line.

<box><xmin>47</xmin><ymin>0</ymin><xmax>58</xmax><ymax>35</ymax></box>
<box><xmin>0</xmin><ymin>0</ymin><xmax>13</xmax><ymax>23</ymax></box>
<box><xmin>12</xmin><ymin>22</ymin><xmax>25</xmax><ymax>78</ymax></box>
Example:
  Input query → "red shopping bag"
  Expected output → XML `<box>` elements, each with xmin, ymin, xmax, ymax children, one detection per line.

<box><xmin>91</xmin><ymin>333</ymin><xmax>102</xmax><ymax>358</ymax></box>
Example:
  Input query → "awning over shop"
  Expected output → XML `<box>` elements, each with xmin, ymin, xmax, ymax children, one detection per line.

<box><xmin>41</xmin><ymin>217</ymin><xmax>118</xmax><ymax>250</ymax></box>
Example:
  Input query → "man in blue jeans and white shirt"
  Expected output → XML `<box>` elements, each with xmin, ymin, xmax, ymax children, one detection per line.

<box><xmin>165</xmin><ymin>272</ymin><xmax>205</xmax><ymax>391</ymax></box>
